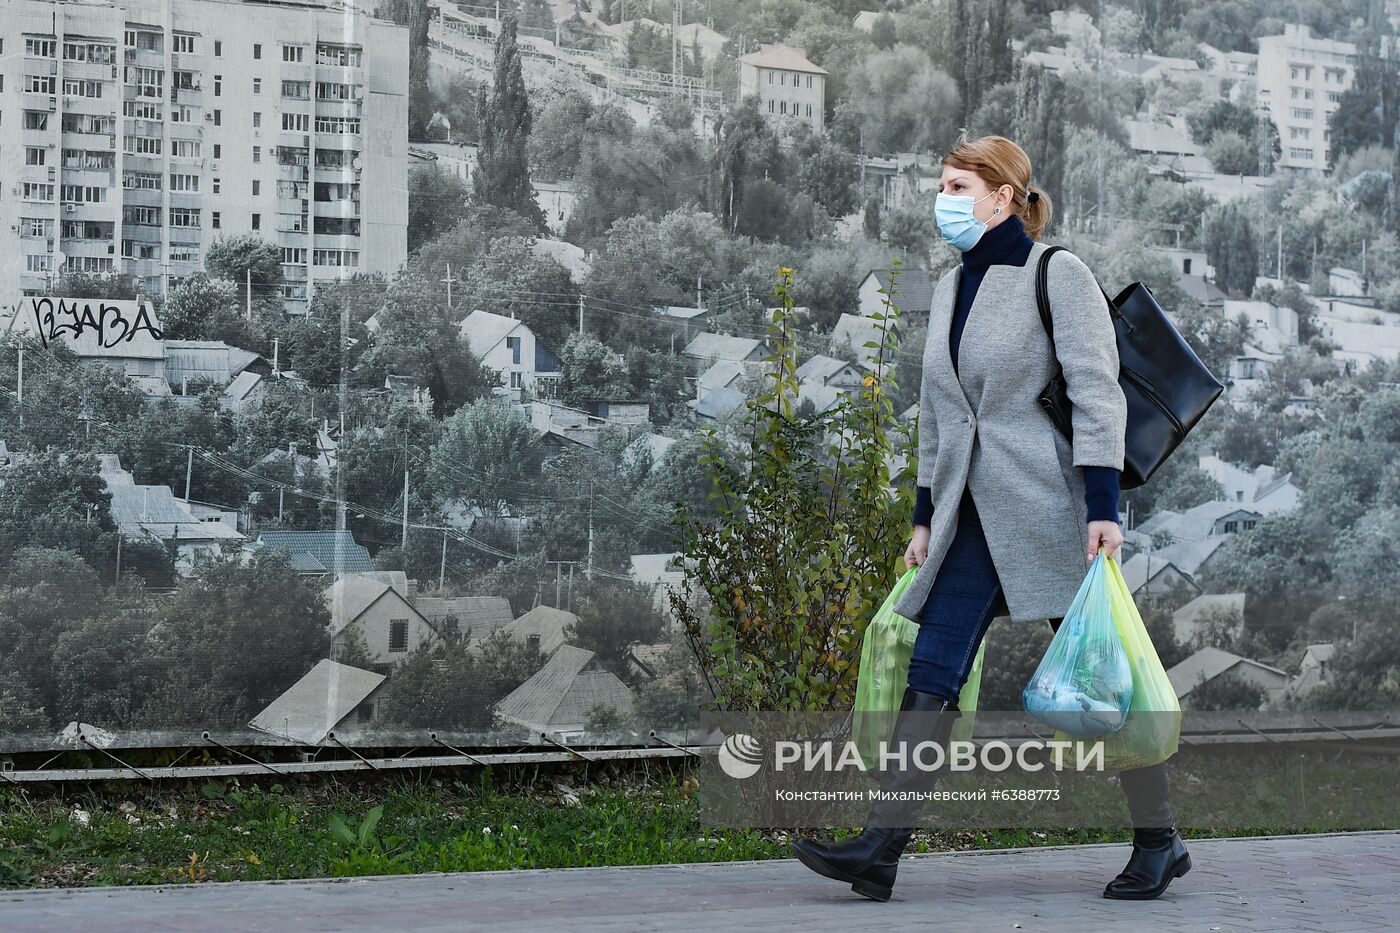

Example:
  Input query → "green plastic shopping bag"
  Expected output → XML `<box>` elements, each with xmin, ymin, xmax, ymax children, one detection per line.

<box><xmin>852</xmin><ymin>566</ymin><xmax>987</xmax><ymax>769</ymax></box>
<box><xmin>1051</xmin><ymin>554</ymin><xmax>1181</xmax><ymax>771</ymax></box>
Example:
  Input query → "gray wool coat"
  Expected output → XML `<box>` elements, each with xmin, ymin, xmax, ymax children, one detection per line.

<box><xmin>890</xmin><ymin>242</ymin><xmax>1128</xmax><ymax>625</ymax></box>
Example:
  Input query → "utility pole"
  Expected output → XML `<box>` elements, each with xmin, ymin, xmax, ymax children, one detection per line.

<box><xmin>439</xmin><ymin>528</ymin><xmax>448</xmax><ymax>590</ymax></box>
<box><xmin>272</xmin><ymin>337</ymin><xmax>280</xmax><ymax>376</ymax></box>
<box><xmin>246</xmin><ymin>267</ymin><xmax>253</xmax><ymax>320</ymax></box>
<box><xmin>586</xmin><ymin>478</ymin><xmax>594</xmax><ymax>581</ymax></box>
<box><xmin>184</xmin><ymin>446</ymin><xmax>193</xmax><ymax>502</ymax></box>
<box><xmin>400</xmin><ymin>430</ymin><xmax>410</xmax><ymax>550</ymax></box>
<box><xmin>16</xmin><ymin>347</ymin><xmax>23</xmax><ymax>430</ymax></box>
<box><xmin>577</xmin><ymin>294</ymin><xmax>585</xmax><ymax>333</ymax></box>
<box><xmin>442</xmin><ymin>262</ymin><xmax>457</xmax><ymax>309</ymax></box>
<box><xmin>1276</xmin><ymin>224</ymin><xmax>1283</xmax><ymax>280</ymax></box>
<box><xmin>115</xmin><ymin>533</ymin><xmax>122</xmax><ymax>584</ymax></box>
<box><xmin>696</xmin><ymin>273</ymin><xmax>701</xmax><ymax>309</ymax></box>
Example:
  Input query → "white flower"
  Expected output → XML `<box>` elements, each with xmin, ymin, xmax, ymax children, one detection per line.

<box><xmin>482</xmin><ymin>826</ymin><xmax>492</xmax><ymax>835</ymax></box>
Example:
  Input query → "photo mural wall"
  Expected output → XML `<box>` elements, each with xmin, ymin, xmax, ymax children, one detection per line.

<box><xmin>2</xmin><ymin>0</ymin><xmax>1397</xmax><ymax>768</ymax></box>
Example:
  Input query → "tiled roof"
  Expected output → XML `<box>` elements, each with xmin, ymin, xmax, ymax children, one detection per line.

<box><xmin>248</xmin><ymin>659</ymin><xmax>384</xmax><ymax>744</ymax></box>
<box><xmin>458</xmin><ymin>309</ymin><xmax>525</xmax><ymax>355</ymax></box>
<box><xmin>495</xmin><ymin>645</ymin><xmax>636</xmax><ymax>734</ymax></box>
<box><xmin>486</xmin><ymin>604</ymin><xmax>578</xmax><ymax>655</ymax></box>
<box><xmin>870</xmin><ymin>268</ymin><xmax>935</xmax><ymax>315</ymax></box>
<box><xmin>1166</xmin><ymin>646</ymin><xmax>1287</xmax><ymax>699</ymax></box>
<box><xmin>683</xmin><ymin>332</ymin><xmax>764</xmax><ymax>363</ymax></box>
<box><xmin>323</xmin><ymin>572</ymin><xmax>415</xmax><ymax>636</ymax></box>
<box><xmin>415</xmin><ymin>596</ymin><xmax>514</xmax><ymax>640</ymax></box>
<box><xmin>252</xmin><ymin>530</ymin><xmax>375</xmax><ymax>576</ymax></box>
<box><xmin>738</xmin><ymin>43</ymin><xmax>828</xmax><ymax>75</ymax></box>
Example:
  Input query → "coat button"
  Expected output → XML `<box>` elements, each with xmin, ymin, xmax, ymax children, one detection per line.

<box><xmin>963</xmin><ymin>415</ymin><xmax>972</xmax><ymax>424</ymax></box>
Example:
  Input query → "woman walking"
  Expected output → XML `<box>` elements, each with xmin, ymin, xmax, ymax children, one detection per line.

<box><xmin>791</xmin><ymin>135</ymin><xmax>1190</xmax><ymax>902</ymax></box>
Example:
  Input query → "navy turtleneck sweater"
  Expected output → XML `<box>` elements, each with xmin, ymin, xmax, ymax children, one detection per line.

<box><xmin>912</xmin><ymin>212</ymin><xmax>1121</xmax><ymax>528</ymax></box>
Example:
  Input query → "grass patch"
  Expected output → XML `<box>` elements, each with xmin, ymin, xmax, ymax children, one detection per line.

<box><xmin>1</xmin><ymin>744</ymin><xmax>1395</xmax><ymax>889</ymax></box>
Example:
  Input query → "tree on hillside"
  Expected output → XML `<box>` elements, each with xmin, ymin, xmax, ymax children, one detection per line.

<box><xmin>1205</xmin><ymin>202</ymin><xmax>1259</xmax><ymax>297</ymax></box>
<box><xmin>377</xmin><ymin>0</ymin><xmax>433</xmax><ymax>139</ymax></box>
<box><xmin>206</xmin><ymin>234</ymin><xmax>284</xmax><ymax>316</ymax></box>
<box><xmin>473</xmin><ymin>16</ymin><xmax>547</xmax><ymax>232</ymax></box>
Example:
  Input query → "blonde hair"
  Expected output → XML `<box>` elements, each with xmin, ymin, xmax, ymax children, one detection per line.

<box><xmin>942</xmin><ymin>135</ymin><xmax>1053</xmax><ymax>240</ymax></box>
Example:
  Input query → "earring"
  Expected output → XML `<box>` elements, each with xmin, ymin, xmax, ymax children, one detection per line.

<box><xmin>994</xmin><ymin>207</ymin><xmax>1001</xmax><ymax>214</ymax></box>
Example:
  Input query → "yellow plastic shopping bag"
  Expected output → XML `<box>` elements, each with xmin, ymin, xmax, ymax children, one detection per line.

<box><xmin>852</xmin><ymin>567</ymin><xmax>988</xmax><ymax>768</ymax></box>
<box><xmin>1052</xmin><ymin>554</ymin><xmax>1181</xmax><ymax>771</ymax></box>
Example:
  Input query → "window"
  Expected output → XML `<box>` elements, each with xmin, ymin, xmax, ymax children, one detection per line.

<box><xmin>123</xmin><ymin>205</ymin><xmax>161</xmax><ymax>225</ymax></box>
<box><xmin>283</xmin><ymin>44</ymin><xmax>305</xmax><ymax>62</ymax></box>
<box><xmin>62</xmin><ymin>78</ymin><xmax>103</xmax><ymax>98</ymax></box>
<box><xmin>173</xmin><ymin>34</ymin><xmax>195</xmax><ymax>54</ymax></box>
<box><xmin>767</xmin><ymin>71</ymin><xmax>773</xmax><ymax>84</ymax></box>
<box><xmin>510</xmin><ymin>371</ymin><xmax>522</xmax><ymax>389</ymax></box>
<box><xmin>169</xmin><ymin>243</ymin><xmax>199</xmax><ymax>263</ymax></box>
<box><xmin>170</xmin><ymin>207</ymin><xmax>200</xmax><ymax>227</ymax></box>
<box><xmin>313</xmin><ymin>248</ymin><xmax>359</xmax><ymax>267</ymax></box>
<box><xmin>253</xmin><ymin>112</ymin><xmax>262</xmax><ymax>128</ymax></box>
<box><xmin>212</xmin><ymin>109</ymin><xmax>221</xmax><ymax>125</ymax></box>
<box><xmin>253</xmin><ymin>145</ymin><xmax>261</xmax><ymax>163</ymax></box>
<box><xmin>214</xmin><ymin>39</ymin><xmax>222</xmax><ymax>57</ymax></box>
<box><xmin>314</xmin><ymin>217</ymin><xmax>360</xmax><ymax>236</ymax></box>
<box><xmin>213</xmin><ymin>74</ymin><xmax>222</xmax><ymax>96</ymax></box>
<box><xmin>171</xmin><ymin>139</ymin><xmax>201</xmax><ymax>158</ymax></box>
<box><xmin>25</xmin><ymin>147</ymin><xmax>46</xmax><ymax>166</ymax></box>
<box><xmin>525</xmin><ymin>633</ymin><xmax>541</xmax><ymax>652</ymax></box>
<box><xmin>252</xmin><ymin>179</ymin><xmax>261</xmax><ymax>196</ymax></box>
<box><xmin>1183</xmin><ymin>258</ymin><xmax>1192</xmax><ymax>275</ymax></box>
<box><xmin>314</xmin><ymin>116</ymin><xmax>361</xmax><ymax>134</ymax></box>
<box><xmin>124</xmin><ymin>100</ymin><xmax>162</xmax><ymax>120</ymax></box>
<box><xmin>212</xmin><ymin>211</ymin><xmax>221</xmax><ymax>229</ymax></box>
<box><xmin>170</xmin><ymin>105</ymin><xmax>195</xmax><ymax>123</ymax></box>
<box><xmin>282</xmin><ymin>247</ymin><xmax>307</xmax><ymax>264</ymax></box>
<box><xmin>251</xmin><ymin>213</ymin><xmax>261</xmax><ymax>230</ymax></box>
<box><xmin>26</xmin><ymin>38</ymin><xmax>57</xmax><ymax>58</ymax></box>
<box><xmin>23</xmin><ymin>111</ymin><xmax>49</xmax><ymax>130</ymax></box>
<box><xmin>27</xmin><ymin>255</ymin><xmax>54</xmax><ymax>273</ymax></box>
<box><xmin>124</xmin><ymin>135</ymin><xmax>163</xmax><ymax>155</ymax></box>
<box><xmin>169</xmin><ymin>173</ymin><xmax>199</xmax><ymax>192</ymax></box>
<box><xmin>21</xmin><ymin>218</ymin><xmax>53</xmax><ymax>237</ymax></box>
<box><xmin>124</xmin><ymin>170</ymin><xmax>161</xmax><ymax>189</ymax></box>
<box><xmin>253</xmin><ymin>43</ymin><xmax>262</xmax><ymax>60</ymax></box>
<box><xmin>1289</xmin><ymin>126</ymin><xmax>1311</xmax><ymax>140</ymax></box>
<box><xmin>316</xmin><ymin>81</ymin><xmax>355</xmax><ymax>101</ymax></box>
<box><xmin>253</xmin><ymin>77</ymin><xmax>262</xmax><ymax>94</ymax></box>
<box><xmin>25</xmin><ymin>74</ymin><xmax>57</xmax><ymax>94</ymax></box>
<box><xmin>282</xmin><ymin>112</ymin><xmax>309</xmax><ymax>131</ymax></box>
<box><xmin>212</xmin><ymin>177</ymin><xmax>221</xmax><ymax>194</ymax></box>
<box><xmin>21</xmin><ymin>182</ymin><xmax>55</xmax><ymax>201</ymax></box>
<box><xmin>213</xmin><ymin>143</ymin><xmax>222</xmax><ymax>159</ymax></box>
<box><xmin>1223</xmin><ymin>520</ymin><xmax>1238</xmax><ymax>534</ymax></box>
<box><xmin>282</xmin><ymin>80</ymin><xmax>311</xmax><ymax>99</ymax></box>
<box><xmin>389</xmin><ymin>620</ymin><xmax>409</xmax><ymax>653</ymax></box>
<box><xmin>507</xmin><ymin>335</ymin><xmax>521</xmax><ymax>364</ymax></box>
<box><xmin>317</xmin><ymin>44</ymin><xmax>363</xmax><ymax>66</ymax></box>
<box><xmin>1291</xmin><ymin>107</ymin><xmax>1313</xmax><ymax>120</ymax></box>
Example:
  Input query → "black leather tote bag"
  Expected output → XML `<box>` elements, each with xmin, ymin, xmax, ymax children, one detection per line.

<box><xmin>1034</xmin><ymin>245</ymin><xmax>1224</xmax><ymax>490</ymax></box>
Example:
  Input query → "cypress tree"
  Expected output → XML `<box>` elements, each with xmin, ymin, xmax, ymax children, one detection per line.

<box><xmin>473</xmin><ymin>16</ymin><xmax>547</xmax><ymax>232</ymax></box>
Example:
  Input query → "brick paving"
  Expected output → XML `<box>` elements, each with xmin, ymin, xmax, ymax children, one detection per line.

<box><xmin>2</xmin><ymin>830</ymin><xmax>1397</xmax><ymax>932</ymax></box>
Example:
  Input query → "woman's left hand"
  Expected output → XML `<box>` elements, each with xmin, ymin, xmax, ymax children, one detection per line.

<box><xmin>1087</xmin><ymin>520</ymin><xmax>1123</xmax><ymax>562</ymax></box>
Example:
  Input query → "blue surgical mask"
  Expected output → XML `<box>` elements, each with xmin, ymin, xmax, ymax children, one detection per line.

<box><xmin>935</xmin><ymin>190</ymin><xmax>996</xmax><ymax>251</ymax></box>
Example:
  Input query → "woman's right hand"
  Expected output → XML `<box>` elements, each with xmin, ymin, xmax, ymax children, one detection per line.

<box><xmin>905</xmin><ymin>525</ymin><xmax>931</xmax><ymax>569</ymax></box>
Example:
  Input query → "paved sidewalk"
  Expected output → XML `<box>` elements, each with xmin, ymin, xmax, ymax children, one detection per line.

<box><xmin>3</xmin><ymin>831</ymin><xmax>1397</xmax><ymax>932</ymax></box>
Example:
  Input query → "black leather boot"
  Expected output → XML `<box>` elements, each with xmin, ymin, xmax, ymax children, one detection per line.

<box><xmin>1103</xmin><ymin>761</ymin><xmax>1192</xmax><ymax>899</ymax></box>
<box><xmin>791</xmin><ymin>686</ymin><xmax>960</xmax><ymax>902</ymax></box>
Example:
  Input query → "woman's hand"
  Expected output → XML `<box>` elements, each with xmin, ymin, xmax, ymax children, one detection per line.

<box><xmin>1087</xmin><ymin>520</ymin><xmax>1123</xmax><ymax>562</ymax></box>
<box><xmin>905</xmin><ymin>526</ymin><xmax>931</xmax><ymax>569</ymax></box>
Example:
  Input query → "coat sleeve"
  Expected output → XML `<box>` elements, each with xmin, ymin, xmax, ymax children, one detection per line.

<box><xmin>1045</xmin><ymin>250</ymin><xmax>1127</xmax><ymax>470</ymax></box>
<box><xmin>915</xmin><ymin>320</ymin><xmax>939</xmax><ymax>487</ymax></box>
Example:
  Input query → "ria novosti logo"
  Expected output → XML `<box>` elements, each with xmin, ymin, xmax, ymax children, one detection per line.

<box><xmin>716</xmin><ymin>733</ymin><xmax>764</xmax><ymax>779</ymax></box>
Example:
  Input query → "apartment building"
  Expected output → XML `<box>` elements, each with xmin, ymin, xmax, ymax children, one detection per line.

<box><xmin>737</xmin><ymin>43</ymin><xmax>827</xmax><ymax>133</ymax></box>
<box><xmin>1</xmin><ymin>0</ymin><xmax>408</xmax><ymax>312</ymax></box>
<box><xmin>1256</xmin><ymin>23</ymin><xmax>1356</xmax><ymax>174</ymax></box>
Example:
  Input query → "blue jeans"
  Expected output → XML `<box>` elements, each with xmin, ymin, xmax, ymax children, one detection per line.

<box><xmin>907</xmin><ymin>485</ymin><xmax>1066</xmax><ymax>700</ymax></box>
